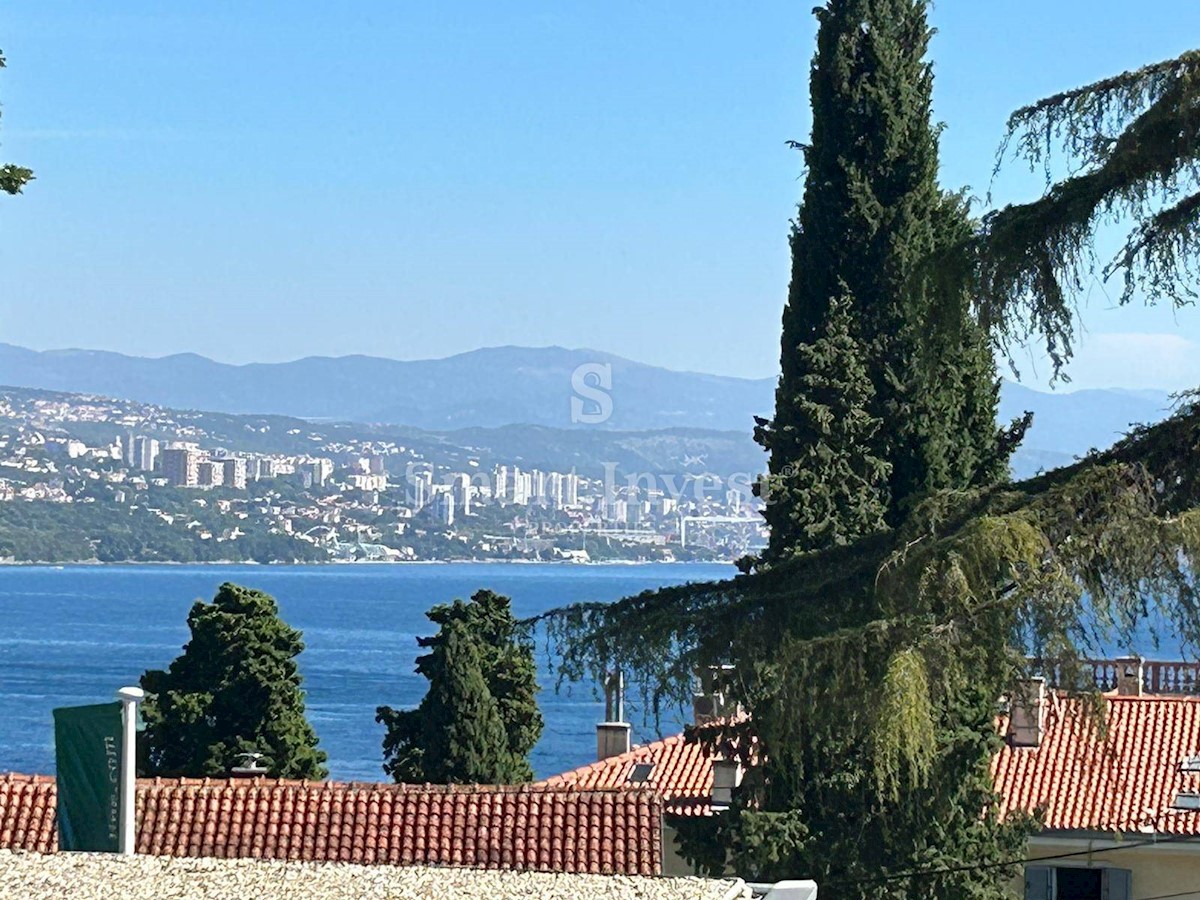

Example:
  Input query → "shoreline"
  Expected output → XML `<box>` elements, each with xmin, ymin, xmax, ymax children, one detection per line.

<box><xmin>0</xmin><ymin>558</ymin><xmax>736</xmax><ymax>569</ymax></box>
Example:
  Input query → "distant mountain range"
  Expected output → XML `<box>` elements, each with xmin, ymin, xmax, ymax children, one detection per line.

<box><xmin>0</xmin><ymin>344</ymin><xmax>768</xmax><ymax>432</ymax></box>
<box><xmin>0</xmin><ymin>343</ymin><xmax>1176</xmax><ymax>478</ymax></box>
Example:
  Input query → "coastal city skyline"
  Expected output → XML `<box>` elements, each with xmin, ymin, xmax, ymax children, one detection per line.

<box><xmin>0</xmin><ymin>385</ymin><xmax>764</xmax><ymax>563</ymax></box>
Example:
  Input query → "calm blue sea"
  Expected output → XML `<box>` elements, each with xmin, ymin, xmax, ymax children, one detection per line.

<box><xmin>0</xmin><ymin>562</ymin><xmax>734</xmax><ymax>782</ymax></box>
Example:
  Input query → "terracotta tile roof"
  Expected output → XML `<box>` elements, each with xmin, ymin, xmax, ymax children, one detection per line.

<box><xmin>0</xmin><ymin>775</ymin><xmax>662</xmax><ymax>875</ymax></box>
<box><xmin>546</xmin><ymin>694</ymin><xmax>1200</xmax><ymax>836</ymax></box>
<box><xmin>541</xmin><ymin>734</ymin><xmax>717</xmax><ymax>817</ymax></box>
<box><xmin>0</xmin><ymin>775</ymin><xmax>55</xmax><ymax>853</ymax></box>
<box><xmin>993</xmin><ymin>693</ymin><xmax>1200</xmax><ymax>836</ymax></box>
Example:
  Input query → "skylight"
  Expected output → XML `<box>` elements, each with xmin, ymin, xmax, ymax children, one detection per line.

<box><xmin>628</xmin><ymin>763</ymin><xmax>654</xmax><ymax>784</ymax></box>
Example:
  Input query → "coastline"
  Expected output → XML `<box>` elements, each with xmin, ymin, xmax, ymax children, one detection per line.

<box><xmin>0</xmin><ymin>557</ymin><xmax>736</xmax><ymax>568</ymax></box>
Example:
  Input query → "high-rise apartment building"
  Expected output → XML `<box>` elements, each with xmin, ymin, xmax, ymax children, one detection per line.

<box><xmin>221</xmin><ymin>457</ymin><xmax>247</xmax><ymax>490</ymax></box>
<box><xmin>548</xmin><ymin>472</ymin><xmax>565</xmax><ymax>509</ymax></box>
<box><xmin>134</xmin><ymin>436</ymin><xmax>159</xmax><ymax>472</ymax></box>
<box><xmin>431</xmin><ymin>489</ymin><xmax>455</xmax><ymax>526</ymax></box>
<box><xmin>451</xmin><ymin>473</ymin><xmax>471</xmax><ymax>516</ymax></box>
<box><xmin>313</xmin><ymin>458</ymin><xmax>334</xmax><ymax>486</ymax></box>
<box><xmin>511</xmin><ymin>469</ymin><xmax>531</xmax><ymax>505</ymax></box>
<box><xmin>197</xmin><ymin>460</ymin><xmax>224</xmax><ymax>488</ymax></box>
<box><xmin>161</xmin><ymin>447</ymin><xmax>201</xmax><ymax>487</ymax></box>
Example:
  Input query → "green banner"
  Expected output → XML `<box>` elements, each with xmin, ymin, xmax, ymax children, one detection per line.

<box><xmin>53</xmin><ymin>702</ymin><xmax>122</xmax><ymax>852</ymax></box>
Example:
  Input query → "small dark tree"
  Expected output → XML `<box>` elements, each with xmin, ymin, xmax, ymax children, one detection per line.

<box><xmin>378</xmin><ymin>589</ymin><xmax>542</xmax><ymax>784</ymax></box>
<box><xmin>755</xmin><ymin>291</ymin><xmax>890</xmax><ymax>557</ymax></box>
<box><xmin>140</xmin><ymin>582</ymin><xmax>327</xmax><ymax>780</ymax></box>
<box><xmin>0</xmin><ymin>50</ymin><xmax>33</xmax><ymax>196</ymax></box>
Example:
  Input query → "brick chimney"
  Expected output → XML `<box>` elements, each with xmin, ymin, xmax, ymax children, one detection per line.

<box><xmin>596</xmin><ymin>669</ymin><xmax>631</xmax><ymax>761</ymax></box>
<box><xmin>1115</xmin><ymin>656</ymin><xmax>1145</xmax><ymax>696</ymax></box>
<box><xmin>1009</xmin><ymin>677</ymin><xmax>1046</xmax><ymax>748</ymax></box>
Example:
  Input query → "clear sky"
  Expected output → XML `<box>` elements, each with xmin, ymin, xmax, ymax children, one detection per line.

<box><xmin>3</xmin><ymin>2</ymin><xmax>1199</xmax><ymax>390</ymax></box>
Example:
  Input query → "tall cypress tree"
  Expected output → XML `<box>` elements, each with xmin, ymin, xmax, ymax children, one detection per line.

<box><xmin>727</xmin><ymin>1</ymin><xmax>1031</xmax><ymax>891</ymax></box>
<box><xmin>378</xmin><ymin>589</ymin><xmax>542</xmax><ymax>784</ymax></box>
<box><xmin>140</xmin><ymin>583</ymin><xmax>327</xmax><ymax>780</ymax></box>
<box><xmin>760</xmin><ymin>0</ymin><xmax>1015</xmax><ymax>555</ymax></box>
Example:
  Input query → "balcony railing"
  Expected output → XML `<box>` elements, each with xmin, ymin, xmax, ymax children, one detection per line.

<box><xmin>1046</xmin><ymin>658</ymin><xmax>1200</xmax><ymax>695</ymax></box>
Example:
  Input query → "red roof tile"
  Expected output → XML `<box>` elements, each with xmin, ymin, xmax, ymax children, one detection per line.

<box><xmin>994</xmin><ymin>693</ymin><xmax>1200</xmax><ymax>836</ymax></box>
<box><xmin>0</xmin><ymin>776</ymin><xmax>662</xmax><ymax>875</ymax></box>
<box><xmin>546</xmin><ymin>694</ymin><xmax>1200</xmax><ymax>837</ymax></box>
<box><xmin>541</xmin><ymin>733</ymin><xmax>718</xmax><ymax>817</ymax></box>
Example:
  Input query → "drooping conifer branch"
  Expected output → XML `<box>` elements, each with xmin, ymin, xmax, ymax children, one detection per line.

<box><xmin>976</xmin><ymin>51</ymin><xmax>1200</xmax><ymax>373</ymax></box>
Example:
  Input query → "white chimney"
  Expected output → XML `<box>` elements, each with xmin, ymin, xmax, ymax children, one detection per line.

<box><xmin>1009</xmin><ymin>677</ymin><xmax>1046</xmax><ymax>748</ymax></box>
<box><xmin>597</xmin><ymin>670</ymin><xmax>631</xmax><ymax>761</ymax></box>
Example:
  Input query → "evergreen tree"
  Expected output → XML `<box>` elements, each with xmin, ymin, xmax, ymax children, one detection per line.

<box><xmin>378</xmin><ymin>589</ymin><xmax>542</xmax><ymax>784</ymax></box>
<box><xmin>549</xmin><ymin>30</ymin><xmax>1200</xmax><ymax>900</ymax></box>
<box><xmin>0</xmin><ymin>50</ymin><xmax>34</xmax><ymax>195</ymax></box>
<box><xmin>140</xmin><ymin>582</ymin><xmax>327</xmax><ymax>780</ymax></box>
<box><xmin>754</xmin><ymin>291</ymin><xmax>889</xmax><ymax>557</ymax></box>
<box><xmin>760</xmin><ymin>0</ymin><xmax>1016</xmax><ymax>554</ymax></box>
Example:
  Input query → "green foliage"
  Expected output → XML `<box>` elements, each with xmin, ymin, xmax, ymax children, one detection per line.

<box><xmin>544</xmin><ymin>17</ymin><xmax>1200</xmax><ymax>897</ymax></box>
<box><xmin>378</xmin><ymin>589</ymin><xmax>542</xmax><ymax>784</ymax></box>
<box><xmin>0</xmin><ymin>487</ymin><xmax>327</xmax><ymax>563</ymax></box>
<box><xmin>755</xmin><ymin>292</ymin><xmax>889</xmax><ymax>557</ymax></box>
<box><xmin>972</xmin><ymin>50</ymin><xmax>1200</xmax><ymax>374</ymax></box>
<box><xmin>0</xmin><ymin>51</ymin><xmax>33</xmax><ymax>196</ymax></box>
<box><xmin>760</xmin><ymin>0</ymin><xmax>1019</xmax><ymax>559</ymax></box>
<box><xmin>139</xmin><ymin>583</ymin><xmax>328</xmax><ymax>780</ymax></box>
<box><xmin>544</xmin><ymin>396</ymin><xmax>1200</xmax><ymax>891</ymax></box>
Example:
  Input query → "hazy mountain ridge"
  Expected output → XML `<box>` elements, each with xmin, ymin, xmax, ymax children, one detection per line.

<box><xmin>0</xmin><ymin>344</ymin><xmax>773</xmax><ymax>432</ymax></box>
<box><xmin>0</xmin><ymin>343</ymin><xmax>1175</xmax><ymax>475</ymax></box>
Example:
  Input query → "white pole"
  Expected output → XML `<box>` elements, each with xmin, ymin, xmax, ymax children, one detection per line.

<box><xmin>116</xmin><ymin>686</ymin><xmax>144</xmax><ymax>856</ymax></box>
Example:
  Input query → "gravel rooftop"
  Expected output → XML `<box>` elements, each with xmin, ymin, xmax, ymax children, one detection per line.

<box><xmin>0</xmin><ymin>851</ymin><xmax>749</xmax><ymax>899</ymax></box>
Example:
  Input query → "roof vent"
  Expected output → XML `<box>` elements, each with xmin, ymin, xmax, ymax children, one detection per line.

<box><xmin>1181</xmin><ymin>756</ymin><xmax>1200</xmax><ymax>773</ymax></box>
<box><xmin>231</xmin><ymin>752</ymin><xmax>270</xmax><ymax>777</ymax></box>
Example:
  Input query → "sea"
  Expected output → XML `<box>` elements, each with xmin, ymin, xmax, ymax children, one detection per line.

<box><xmin>0</xmin><ymin>562</ymin><xmax>734</xmax><ymax>782</ymax></box>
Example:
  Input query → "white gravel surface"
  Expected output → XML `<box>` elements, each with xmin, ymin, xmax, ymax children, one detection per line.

<box><xmin>0</xmin><ymin>851</ymin><xmax>749</xmax><ymax>899</ymax></box>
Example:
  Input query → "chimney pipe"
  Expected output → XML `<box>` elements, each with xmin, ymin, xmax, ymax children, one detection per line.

<box><xmin>1009</xmin><ymin>677</ymin><xmax>1046</xmax><ymax>748</ymax></box>
<box><xmin>116</xmin><ymin>686</ymin><xmax>144</xmax><ymax>856</ymax></box>
<box><xmin>597</xmin><ymin>669</ymin><xmax>630</xmax><ymax>761</ymax></box>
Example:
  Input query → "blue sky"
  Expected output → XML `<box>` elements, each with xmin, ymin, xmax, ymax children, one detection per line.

<box><xmin>3</xmin><ymin>1</ymin><xmax>1199</xmax><ymax>389</ymax></box>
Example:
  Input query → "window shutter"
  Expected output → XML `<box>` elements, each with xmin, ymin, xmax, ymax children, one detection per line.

<box><xmin>1102</xmin><ymin>868</ymin><xmax>1132</xmax><ymax>900</ymax></box>
<box><xmin>1024</xmin><ymin>866</ymin><xmax>1054</xmax><ymax>900</ymax></box>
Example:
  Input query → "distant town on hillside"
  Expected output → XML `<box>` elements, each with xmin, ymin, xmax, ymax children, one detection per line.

<box><xmin>0</xmin><ymin>385</ymin><xmax>764</xmax><ymax>564</ymax></box>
